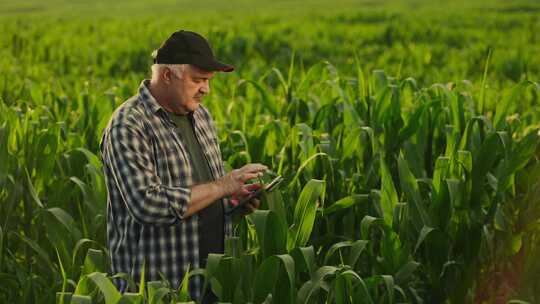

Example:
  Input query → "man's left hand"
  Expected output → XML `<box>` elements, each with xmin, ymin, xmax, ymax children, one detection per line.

<box><xmin>230</xmin><ymin>183</ymin><xmax>262</xmax><ymax>215</ymax></box>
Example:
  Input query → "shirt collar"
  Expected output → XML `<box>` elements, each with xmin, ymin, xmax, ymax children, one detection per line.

<box><xmin>138</xmin><ymin>79</ymin><xmax>198</xmax><ymax>126</ymax></box>
<box><xmin>139</xmin><ymin>79</ymin><xmax>165</xmax><ymax>115</ymax></box>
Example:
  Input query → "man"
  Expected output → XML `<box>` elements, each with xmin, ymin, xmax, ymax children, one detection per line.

<box><xmin>100</xmin><ymin>30</ymin><xmax>266</xmax><ymax>302</ymax></box>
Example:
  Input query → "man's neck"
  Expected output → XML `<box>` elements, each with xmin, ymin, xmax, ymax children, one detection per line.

<box><xmin>148</xmin><ymin>80</ymin><xmax>185</xmax><ymax>115</ymax></box>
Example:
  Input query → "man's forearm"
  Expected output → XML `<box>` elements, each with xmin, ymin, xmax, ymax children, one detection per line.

<box><xmin>183</xmin><ymin>179</ymin><xmax>228</xmax><ymax>218</ymax></box>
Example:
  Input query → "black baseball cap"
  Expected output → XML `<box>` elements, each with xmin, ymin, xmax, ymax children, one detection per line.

<box><xmin>153</xmin><ymin>30</ymin><xmax>234</xmax><ymax>72</ymax></box>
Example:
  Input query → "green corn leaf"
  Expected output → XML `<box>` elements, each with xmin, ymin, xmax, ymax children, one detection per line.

<box><xmin>25</xmin><ymin>166</ymin><xmax>44</xmax><ymax>208</ymax></box>
<box><xmin>392</xmin><ymin>202</ymin><xmax>406</xmax><ymax>231</ymax></box>
<box><xmin>323</xmin><ymin>194</ymin><xmax>368</xmax><ymax>215</ymax></box>
<box><xmin>332</xmin><ymin>270</ymin><xmax>368</xmax><ymax>304</ymax></box>
<box><xmin>146</xmin><ymin>281</ymin><xmax>170</xmax><ymax>304</ymax></box>
<box><xmin>87</xmin><ymin>272</ymin><xmax>121</xmax><ymax>304</ymax></box>
<box><xmin>360</xmin><ymin>216</ymin><xmax>384</xmax><ymax>240</ymax></box>
<box><xmin>275</xmin><ymin>254</ymin><xmax>296</xmax><ymax>304</ymax></box>
<box><xmin>290</xmin><ymin>246</ymin><xmax>317</xmax><ymax>278</ymax></box>
<box><xmin>470</xmin><ymin>132</ymin><xmax>502</xmax><ymax>206</ymax></box>
<box><xmin>458</xmin><ymin>116</ymin><xmax>491</xmax><ymax>152</ymax></box>
<box><xmin>332</xmin><ymin>272</ymin><xmax>352</xmax><ymax>304</ymax></box>
<box><xmin>211</xmin><ymin>256</ymin><xmax>245</xmax><ymax>301</ymax></box>
<box><xmin>72</xmin><ymin>238</ymin><xmax>100</xmax><ymax>266</ymax></box>
<box><xmin>342</xmin><ymin>128</ymin><xmax>361</xmax><ymax>160</ymax></box>
<box><xmin>138</xmin><ymin>260</ymin><xmax>145</xmax><ymax>297</ymax></box>
<box><xmin>496</xmin><ymin>130</ymin><xmax>539</xmax><ymax>193</ymax></box>
<box><xmin>12</xmin><ymin>231</ymin><xmax>53</xmax><ymax>266</ymax></box>
<box><xmin>252</xmin><ymin>257</ymin><xmax>279</xmax><ymax>303</ymax></box>
<box><xmin>74</xmin><ymin>275</ymin><xmax>92</xmax><ymax>296</ymax></box>
<box><xmin>253</xmin><ymin>254</ymin><xmax>296</xmax><ymax>304</ymax></box>
<box><xmin>451</xmin><ymin>92</ymin><xmax>465</xmax><ymax>133</ymax></box>
<box><xmin>56</xmin><ymin>247</ymin><xmax>67</xmax><ymax>295</ymax></box>
<box><xmin>380</xmin><ymin>159</ymin><xmax>398</xmax><ymax>226</ymax></box>
<box><xmin>444</xmin><ymin>125</ymin><xmax>459</xmax><ymax>157</ymax></box>
<box><xmin>346</xmin><ymin>240</ymin><xmax>369</xmax><ymax>269</ymax></box>
<box><xmin>289</xmin><ymin>153</ymin><xmax>327</xmax><ymax>188</ymax></box>
<box><xmin>398</xmin><ymin>103</ymin><xmax>426</xmax><ymax>144</ymax></box>
<box><xmin>288</xmin><ymin>179</ymin><xmax>325</xmax><ymax>250</ymax></box>
<box><xmin>432</xmin><ymin>157</ymin><xmax>450</xmax><ymax>200</ymax></box>
<box><xmin>0</xmin><ymin>226</ymin><xmax>3</xmax><ymax>270</ymax></box>
<box><xmin>394</xmin><ymin>261</ymin><xmax>420</xmax><ymax>285</ymax></box>
<box><xmin>507</xmin><ymin>300</ymin><xmax>531</xmax><ymax>304</ymax></box>
<box><xmin>47</xmin><ymin>207</ymin><xmax>83</xmax><ymax>240</ymax></box>
<box><xmin>75</xmin><ymin>147</ymin><xmax>102</xmax><ymax>169</ymax></box>
<box><xmin>264</xmin><ymin>190</ymin><xmax>288</xmax><ymax>230</ymax></box>
<box><xmin>238</xmin><ymin>79</ymin><xmax>278</xmax><ymax>116</ymax></box>
<box><xmin>397</xmin><ymin>153</ymin><xmax>430</xmax><ymax>231</ymax></box>
<box><xmin>414</xmin><ymin>226</ymin><xmax>436</xmax><ymax>254</ymax></box>
<box><xmin>70</xmin><ymin>295</ymin><xmax>93</xmax><ymax>304</ymax></box>
<box><xmin>381</xmin><ymin>275</ymin><xmax>395</xmax><ymax>304</ymax></box>
<box><xmin>493</xmin><ymin>80</ymin><xmax>540</xmax><ymax>129</ymax></box>
<box><xmin>70</xmin><ymin>177</ymin><xmax>98</xmax><ymax>214</ymax></box>
<box><xmin>297</xmin><ymin>266</ymin><xmax>340</xmax><ymax>303</ymax></box>
<box><xmin>250</xmin><ymin>210</ymin><xmax>287</xmax><ymax>259</ymax></box>
<box><xmin>342</xmin><ymin>99</ymin><xmax>364</xmax><ymax>128</ymax></box>
<box><xmin>117</xmin><ymin>293</ymin><xmax>143</xmax><ymax>304</ymax></box>
<box><xmin>82</xmin><ymin>249</ymin><xmax>107</xmax><ymax>275</ymax></box>
<box><xmin>184</xmin><ymin>269</ymin><xmax>205</xmax><ymax>302</ymax></box>
<box><xmin>431</xmin><ymin>157</ymin><xmax>452</xmax><ymax>229</ymax></box>
<box><xmin>224</xmin><ymin>236</ymin><xmax>242</xmax><ymax>258</ymax></box>
<box><xmin>446</xmin><ymin>178</ymin><xmax>463</xmax><ymax>209</ymax></box>
<box><xmin>203</xmin><ymin>254</ymin><xmax>224</xmax><ymax>298</ymax></box>
<box><xmin>0</xmin><ymin>123</ymin><xmax>9</xmax><ymax>181</ymax></box>
<box><xmin>324</xmin><ymin>241</ymin><xmax>354</xmax><ymax>265</ymax></box>
<box><xmin>56</xmin><ymin>292</ymin><xmax>72</xmax><ymax>304</ymax></box>
<box><xmin>352</xmin><ymin>275</ymin><xmax>374</xmax><ymax>304</ymax></box>
<box><xmin>359</xmin><ymin>126</ymin><xmax>377</xmax><ymax>155</ymax></box>
<box><xmin>237</xmin><ymin>253</ymin><xmax>255</xmax><ymax>300</ymax></box>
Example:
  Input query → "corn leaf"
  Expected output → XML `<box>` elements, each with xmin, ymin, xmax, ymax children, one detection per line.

<box><xmin>288</xmin><ymin>179</ymin><xmax>325</xmax><ymax>250</ymax></box>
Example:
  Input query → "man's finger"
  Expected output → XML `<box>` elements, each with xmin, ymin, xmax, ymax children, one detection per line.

<box><xmin>244</xmin><ymin>183</ymin><xmax>262</xmax><ymax>191</ymax></box>
<box><xmin>238</xmin><ymin>187</ymin><xmax>251</xmax><ymax>195</ymax></box>
<box><xmin>241</xmin><ymin>163</ymin><xmax>268</xmax><ymax>174</ymax></box>
<box><xmin>240</xmin><ymin>172</ymin><xmax>262</xmax><ymax>182</ymax></box>
<box><xmin>245</xmin><ymin>202</ymin><xmax>257</xmax><ymax>213</ymax></box>
<box><xmin>251</xmin><ymin>198</ymin><xmax>260</xmax><ymax>209</ymax></box>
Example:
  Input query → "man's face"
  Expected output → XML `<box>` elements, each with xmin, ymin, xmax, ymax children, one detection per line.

<box><xmin>167</xmin><ymin>64</ymin><xmax>214</xmax><ymax>114</ymax></box>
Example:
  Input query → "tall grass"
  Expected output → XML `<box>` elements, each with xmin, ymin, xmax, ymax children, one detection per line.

<box><xmin>1</xmin><ymin>0</ymin><xmax>539</xmax><ymax>303</ymax></box>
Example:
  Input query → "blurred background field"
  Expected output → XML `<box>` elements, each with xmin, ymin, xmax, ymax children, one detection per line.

<box><xmin>1</xmin><ymin>0</ymin><xmax>540</xmax><ymax>303</ymax></box>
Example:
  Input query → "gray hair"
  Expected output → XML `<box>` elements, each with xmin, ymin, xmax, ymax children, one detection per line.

<box><xmin>151</xmin><ymin>64</ymin><xmax>188</xmax><ymax>81</ymax></box>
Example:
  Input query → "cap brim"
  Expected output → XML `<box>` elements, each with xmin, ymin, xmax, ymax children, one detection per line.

<box><xmin>195</xmin><ymin>59</ymin><xmax>235</xmax><ymax>73</ymax></box>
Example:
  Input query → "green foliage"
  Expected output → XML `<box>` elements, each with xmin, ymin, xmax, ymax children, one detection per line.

<box><xmin>1</xmin><ymin>0</ymin><xmax>540</xmax><ymax>303</ymax></box>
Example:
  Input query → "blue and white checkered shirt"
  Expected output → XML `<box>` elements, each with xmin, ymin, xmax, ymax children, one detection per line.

<box><xmin>100</xmin><ymin>80</ymin><xmax>232</xmax><ymax>299</ymax></box>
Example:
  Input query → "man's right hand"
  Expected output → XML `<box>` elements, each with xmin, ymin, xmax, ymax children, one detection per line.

<box><xmin>219</xmin><ymin>164</ymin><xmax>268</xmax><ymax>196</ymax></box>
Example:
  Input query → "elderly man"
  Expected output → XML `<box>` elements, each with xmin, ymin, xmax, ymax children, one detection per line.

<box><xmin>100</xmin><ymin>30</ymin><xmax>266</xmax><ymax>302</ymax></box>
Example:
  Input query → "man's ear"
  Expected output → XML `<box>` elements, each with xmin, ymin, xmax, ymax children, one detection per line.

<box><xmin>162</xmin><ymin>68</ymin><xmax>173</xmax><ymax>84</ymax></box>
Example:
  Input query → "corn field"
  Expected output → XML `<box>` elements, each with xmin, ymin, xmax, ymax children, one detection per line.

<box><xmin>1</xmin><ymin>0</ymin><xmax>540</xmax><ymax>303</ymax></box>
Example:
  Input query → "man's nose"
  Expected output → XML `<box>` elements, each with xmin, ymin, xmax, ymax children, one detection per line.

<box><xmin>200</xmin><ymin>81</ymin><xmax>210</xmax><ymax>94</ymax></box>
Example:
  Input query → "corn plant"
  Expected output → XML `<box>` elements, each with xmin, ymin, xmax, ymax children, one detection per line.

<box><xmin>1</xmin><ymin>1</ymin><xmax>540</xmax><ymax>303</ymax></box>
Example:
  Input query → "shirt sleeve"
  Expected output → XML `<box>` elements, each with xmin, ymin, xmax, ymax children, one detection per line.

<box><xmin>101</xmin><ymin>122</ymin><xmax>191</xmax><ymax>225</ymax></box>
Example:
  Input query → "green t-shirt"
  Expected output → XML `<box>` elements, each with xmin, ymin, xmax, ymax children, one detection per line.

<box><xmin>167</xmin><ymin>111</ymin><xmax>224</xmax><ymax>267</ymax></box>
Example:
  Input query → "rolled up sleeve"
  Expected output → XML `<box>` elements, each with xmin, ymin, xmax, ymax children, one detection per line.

<box><xmin>102</xmin><ymin>122</ymin><xmax>191</xmax><ymax>225</ymax></box>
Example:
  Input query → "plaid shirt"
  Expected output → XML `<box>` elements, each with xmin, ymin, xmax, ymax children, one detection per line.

<box><xmin>100</xmin><ymin>80</ymin><xmax>232</xmax><ymax>299</ymax></box>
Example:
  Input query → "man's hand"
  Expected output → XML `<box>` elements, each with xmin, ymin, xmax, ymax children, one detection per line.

<box><xmin>185</xmin><ymin>163</ymin><xmax>266</xmax><ymax>219</ymax></box>
<box><xmin>218</xmin><ymin>164</ymin><xmax>267</xmax><ymax>196</ymax></box>
<box><xmin>230</xmin><ymin>183</ymin><xmax>262</xmax><ymax>215</ymax></box>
